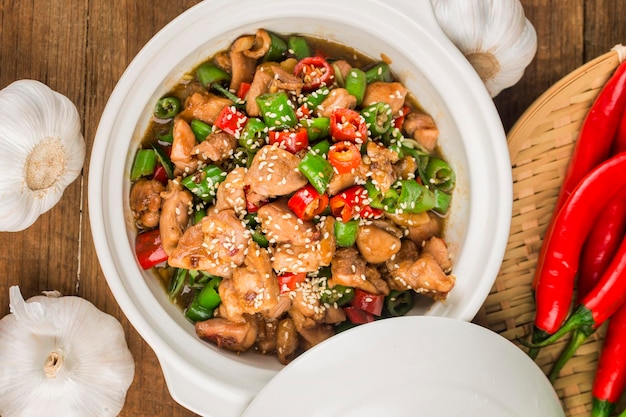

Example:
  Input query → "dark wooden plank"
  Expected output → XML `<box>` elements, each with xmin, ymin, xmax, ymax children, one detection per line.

<box><xmin>495</xmin><ymin>0</ymin><xmax>585</xmax><ymax>132</ymax></box>
<box><xmin>0</xmin><ymin>0</ymin><xmax>87</xmax><ymax>304</ymax></box>
<box><xmin>81</xmin><ymin>1</ymin><xmax>201</xmax><ymax>416</ymax></box>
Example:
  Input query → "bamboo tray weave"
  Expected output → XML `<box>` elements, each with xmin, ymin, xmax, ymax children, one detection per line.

<box><xmin>475</xmin><ymin>45</ymin><xmax>626</xmax><ymax>417</ymax></box>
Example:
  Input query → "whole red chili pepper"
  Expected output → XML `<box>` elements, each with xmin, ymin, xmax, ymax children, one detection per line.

<box><xmin>612</xmin><ymin>104</ymin><xmax>626</xmax><ymax>154</ymax></box>
<box><xmin>547</xmin><ymin>186</ymin><xmax>626</xmax><ymax>380</ymax></box>
<box><xmin>531</xmin><ymin>152</ymin><xmax>626</xmax><ymax>347</ymax></box>
<box><xmin>533</xmin><ymin>62</ymin><xmax>626</xmax><ymax>290</ymax></box>
<box><xmin>528</xmin><ymin>223</ymin><xmax>626</xmax><ymax>349</ymax></box>
<box><xmin>591</xmin><ymin>301</ymin><xmax>626</xmax><ymax>417</ymax></box>
<box><xmin>579</xmin><ymin>187</ymin><xmax>626</xmax><ymax>299</ymax></box>
<box><xmin>557</xmin><ymin>61</ymin><xmax>626</xmax><ymax>211</ymax></box>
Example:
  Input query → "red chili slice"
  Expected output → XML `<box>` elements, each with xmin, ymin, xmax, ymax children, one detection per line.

<box><xmin>135</xmin><ymin>229</ymin><xmax>168</xmax><ymax>270</ymax></box>
<box><xmin>351</xmin><ymin>289</ymin><xmax>384</xmax><ymax>316</ymax></box>
<box><xmin>288</xmin><ymin>184</ymin><xmax>329</xmax><ymax>220</ymax></box>
<box><xmin>329</xmin><ymin>185</ymin><xmax>382</xmax><ymax>223</ymax></box>
<box><xmin>293</xmin><ymin>56</ymin><xmax>335</xmax><ymax>90</ymax></box>
<box><xmin>329</xmin><ymin>108</ymin><xmax>368</xmax><ymax>143</ymax></box>
<box><xmin>268</xmin><ymin>126</ymin><xmax>309</xmax><ymax>154</ymax></box>
<box><xmin>277</xmin><ymin>272</ymin><xmax>307</xmax><ymax>293</ymax></box>
<box><xmin>328</xmin><ymin>141</ymin><xmax>361</xmax><ymax>174</ymax></box>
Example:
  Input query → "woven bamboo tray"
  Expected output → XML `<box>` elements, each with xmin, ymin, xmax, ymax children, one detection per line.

<box><xmin>475</xmin><ymin>45</ymin><xmax>626</xmax><ymax>417</ymax></box>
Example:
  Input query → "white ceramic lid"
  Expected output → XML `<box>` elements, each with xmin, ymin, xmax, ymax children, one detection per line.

<box><xmin>243</xmin><ymin>316</ymin><xmax>565</xmax><ymax>417</ymax></box>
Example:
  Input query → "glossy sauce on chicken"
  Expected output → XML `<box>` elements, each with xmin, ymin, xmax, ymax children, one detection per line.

<box><xmin>129</xmin><ymin>29</ymin><xmax>456</xmax><ymax>363</ymax></box>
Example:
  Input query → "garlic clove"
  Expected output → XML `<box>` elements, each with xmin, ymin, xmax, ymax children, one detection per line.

<box><xmin>0</xmin><ymin>286</ymin><xmax>135</xmax><ymax>417</ymax></box>
<box><xmin>431</xmin><ymin>0</ymin><xmax>537</xmax><ymax>97</ymax></box>
<box><xmin>0</xmin><ymin>80</ymin><xmax>85</xmax><ymax>232</ymax></box>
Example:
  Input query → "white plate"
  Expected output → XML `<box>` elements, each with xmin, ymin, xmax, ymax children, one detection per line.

<box><xmin>242</xmin><ymin>316</ymin><xmax>564</xmax><ymax>417</ymax></box>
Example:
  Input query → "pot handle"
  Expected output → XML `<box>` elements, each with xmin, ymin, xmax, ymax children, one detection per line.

<box><xmin>158</xmin><ymin>355</ymin><xmax>254</xmax><ymax>417</ymax></box>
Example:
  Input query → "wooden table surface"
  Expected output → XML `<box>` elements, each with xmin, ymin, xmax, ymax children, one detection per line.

<box><xmin>1</xmin><ymin>1</ymin><xmax>625</xmax><ymax>416</ymax></box>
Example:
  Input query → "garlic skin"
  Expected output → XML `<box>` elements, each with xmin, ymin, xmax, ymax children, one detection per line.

<box><xmin>431</xmin><ymin>0</ymin><xmax>537</xmax><ymax>98</ymax></box>
<box><xmin>0</xmin><ymin>286</ymin><xmax>135</xmax><ymax>417</ymax></box>
<box><xmin>0</xmin><ymin>80</ymin><xmax>85</xmax><ymax>232</ymax></box>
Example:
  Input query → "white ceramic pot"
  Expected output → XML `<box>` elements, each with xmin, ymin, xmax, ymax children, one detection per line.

<box><xmin>89</xmin><ymin>0</ymin><xmax>512</xmax><ymax>416</ymax></box>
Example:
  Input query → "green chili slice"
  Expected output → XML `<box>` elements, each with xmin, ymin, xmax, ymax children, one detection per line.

<box><xmin>385</xmin><ymin>290</ymin><xmax>415</xmax><ymax>316</ymax></box>
<box><xmin>232</xmin><ymin>147</ymin><xmax>254</xmax><ymax>168</ymax></box>
<box><xmin>256</xmin><ymin>91</ymin><xmax>297</xmax><ymax>129</ymax></box>
<box><xmin>288</xmin><ymin>36</ymin><xmax>311</xmax><ymax>60</ymax></box>
<box><xmin>424</xmin><ymin>157</ymin><xmax>456</xmax><ymax>192</ymax></box>
<box><xmin>190</xmin><ymin>119</ymin><xmax>212</xmax><ymax>142</ymax></box>
<box><xmin>193</xmin><ymin>208</ymin><xmax>207</xmax><ymax>225</ymax></box>
<box><xmin>181</xmin><ymin>164</ymin><xmax>226</xmax><ymax>201</ymax></box>
<box><xmin>394</xmin><ymin>180</ymin><xmax>436</xmax><ymax>213</ymax></box>
<box><xmin>298</xmin><ymin>152</ymin><xmax>334</xmax><ymax>194</ymax></box>
<box><xmin>362</xmin><ymin>102</ymin><xmax>393</xmax><ymax>136</ymax></box>
<box><xmin>310</xmin><ymin>138</ymin><xmax>332</xmax><ymax>156</ymax></box>
<box><xmin>302</xmin><ymin>117</ymin><xmax>330</xmax><ymax>142</ymax></box>
<box><xmin>264</xmin><ymin>32</ymin><xmax>288</xmax><ymax>62</ymax></box>
<box><xmin>433</xmin><ymin>189</ymin><xmax>452</xmax><ymax>214</ymax></box>
<box><xmin>334</xmin><ymin>219</ymin><xmax>359</xmax><ymax>247</ymax></box>
<box><xmin>240</xmin><ymin>117</ymin><xmax>267</xmax><ymax>151</ymax></box>
<box><xmin>364</xmin><ymin>180</ymin><xmax>399</xmax><ymax>211</ymax></box>
<box><xmin>158</xmin><ymin>126</ymin><xmax>174</xmax><ymax>144</ymax></box>
<box><xmin>152</xmin><ymin>144</ymin><xmax>174</xmax><ymax>180</ymax></box>
<box><xmin>302</xmin><ymin>87</ymin><xmax>330</xmax><ymax>112</ymax></box>
<box><xmin>245</xmin><ymin>213</ymin><xmax>269</xmax><ymax>248</ymax></box>
<box><xmin>320</xmin><ymin>284</ymin><xmax>354</xmax><ymax>306</ymax></box>
<box><xmin>184</xmin><ymin>275</ymin><xmax>222</xmax><ymax>322</ymax></box>
<box><xmin>197</xmin><ymin>62</ymin><xmax>231</xmax><ymax>88</ymax></box>
<box><xmin>130</xmin><ymin>149</ymin><xmax>157</xmax><ymax>181</ymax></box>
<box><xmin>365</xmin><ymin>62</ymin><xmax>393</xmax><ymax>83</ymax></box>
<box><xmin>344</xmin><ymin>68</ymin><xmax>367</xmax><ymax>105</ymax></box>
<box><xmin>154</xmin><ymin>97</ymin><xmax>181</xmax><ymax>119</ymax></box>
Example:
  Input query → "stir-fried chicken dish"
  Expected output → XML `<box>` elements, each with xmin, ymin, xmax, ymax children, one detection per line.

<box><xmin>129</xmin><ymin>29</ymin><xmax>457</xmax><ymax>364</ymax></box>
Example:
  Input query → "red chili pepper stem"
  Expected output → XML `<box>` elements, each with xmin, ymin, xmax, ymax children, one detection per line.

<box><xmin>527</xmin><ymin>327</ymin><xmax>550</xmax><ymax>359</ymax></box>
<box><xmin>522</xmin><ymin>305</ymin><xmax>595</xmax><ymax>348</ymax></box>
<box><xmin>547</xmin><ymin>324</ymin><xmax>595</xmax><ymax>382</ymax></box>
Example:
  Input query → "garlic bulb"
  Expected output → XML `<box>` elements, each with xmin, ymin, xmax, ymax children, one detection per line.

<box><xmin>0</xmin><ymin>286</ymin><xmax>135</xmax><ymax>417</ymax></box>
<box><xmin>431</xmin><ymin>0</ymin><xmax>537</xmax><ymax>97</ymax></box>
<box><xmin>0</xmin><ymin>80</ymin><xmax>85</xmax><ymax>232</ymax></box>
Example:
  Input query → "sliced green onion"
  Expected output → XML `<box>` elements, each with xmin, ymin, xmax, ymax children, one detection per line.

<box><xmin>152</xmin><ymin>144</ymin><xmax>174</xmax><ymax>180</ymax></box>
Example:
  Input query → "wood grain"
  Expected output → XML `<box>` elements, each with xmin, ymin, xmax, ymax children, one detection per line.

<box><xmin>1</xmin><ymin>1</ymin><xmax>625</xmax><ymax>416</ymax></box>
